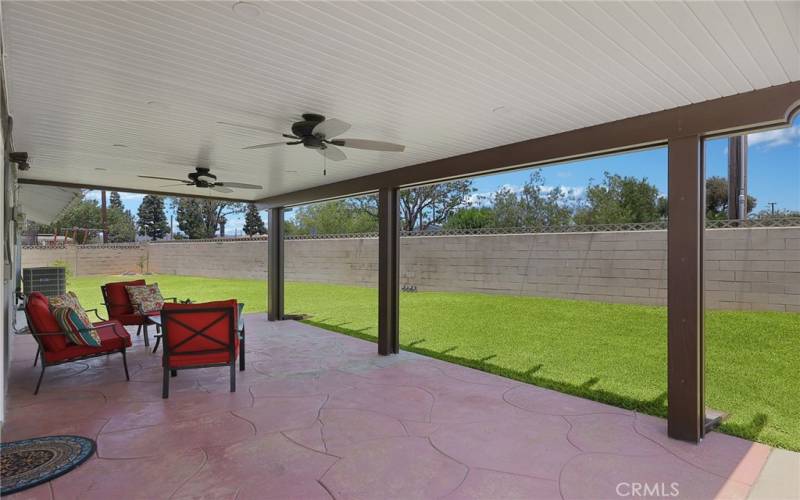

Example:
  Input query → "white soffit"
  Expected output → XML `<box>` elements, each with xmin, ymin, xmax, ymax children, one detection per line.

<box><xmin>17</xmin><ymin>184</ymin><xmax>81</xmax><ymax>224</ymax></box>
<box><xmin>3</xmin><ymin>1</ymin><xmax>798</xmax><ymax>201</ymax></box>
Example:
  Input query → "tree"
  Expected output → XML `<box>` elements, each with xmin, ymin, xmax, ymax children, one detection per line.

<box><xmin>491</xmin><ymin>186</ymin><xmax>525</xmax><ymax>227</ymax></box>
<box><xmin>705</xmin><ymin>176</ymin><xmax>757</xmax><ymax>220</ymax></box>
<box><xmin>38</xmin><ymin>198</ymin><xmax>102</xmax><ymax>244</ymax></box>
<box><xmin>243</xmin><ymin>204</ymin><xmax>267</xmax><ymax>236</ymax></box>
<box><xmin>353</xmin><ymin>181</ymin><xmax>475</xmax><ymax>232</ymax></box>
<box><xmin>109</xmin><ymin>191</ymin><xmax>124</xmax><ymax>210</ymax></box>
<box><xmin>517</xmin><ymin>170</ymin><xmax>574</xmax><ymax>226</ymax></box>
<box><xmin>489</xmin><ymin>170</ymin><xmax>575</xmax><ymax>228</ymax></box>
<box><xmin>37</xmin><ymin>193</ymin><xmax>136</xmax><ymax>243</ymax></box>
<box><xmin>137</xmin><ymin>195</ymin><xmax>170</xmax><ymax>240</ymax></box>
<box><xmin>752</xmin><ymin>208</ymin><xmax>800</xmax><ymax>219</ymax></box>
<box><xmin>444</xmin><ymin>207</ymin><xmax>495</xmax><ymax>229</ymax></box>
<box><xmin>173</xmin><ymin>198</ymin><xmax>245</xmax><ymax>239</ymax></box>
<box><xmin>107</xmin><ymin>206</ymin><xmax>136</xmax><ymax>242</ymax></box>
<box><xmin>291</xmin><ymin>199</ymin><xmax>377</xmax><ymax>235</ymax></box>
<box><xmin>574</xmin><ymin>172</ymin><xmax>662</xmax><ymax>225</ymax></box>
<box><xmin>105</xmin><ymin>191</ymin><xmax>136</xmax><ymax>242</ymax></box>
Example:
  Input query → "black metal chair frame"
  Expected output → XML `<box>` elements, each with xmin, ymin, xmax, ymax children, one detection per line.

<box><xmin>24</xmin><ymin>299</ymin><xmax>130</xmax><ymax>395</ymax></box>
<box><xmin>99</xmin><ymin>283</ymin><xmax>178</xmax><ymax>347</ymax></box>
<box><xmin>160</xmin><ymin>305</ymin><xmax>237</xmax><ymax>399</ymax></box>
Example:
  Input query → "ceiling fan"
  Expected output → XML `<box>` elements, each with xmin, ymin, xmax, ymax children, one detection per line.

<box><xmin>138</xmin><ymin>167</ymin><xmax>263</xmax><ymax>194</ymax></box>
<box><xmin>218</xmin><ymin>113</ymin><xmax>405</xmax><ymax>162</ymax></box>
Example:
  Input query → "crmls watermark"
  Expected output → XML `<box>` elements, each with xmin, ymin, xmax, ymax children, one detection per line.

<box><xmin>616</xmin><ymin>482</ymin><xmax>680</xmax><ymax>497</ymax></box>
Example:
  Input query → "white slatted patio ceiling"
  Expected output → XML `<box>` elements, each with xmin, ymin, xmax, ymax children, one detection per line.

<box><xmin>3</xmin><ymin>1</ymin><xmax>798</xmax><ymax>201</ymax></box>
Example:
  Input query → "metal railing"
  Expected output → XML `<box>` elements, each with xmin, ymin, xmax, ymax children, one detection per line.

<box><xmin>22</xmin><ymin>217</ymin><xmax>800</xmax><ymax>246</ymax></box>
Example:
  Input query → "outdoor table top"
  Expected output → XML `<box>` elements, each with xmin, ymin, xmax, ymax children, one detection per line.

<box><xmin>148</xmin><ymin>303</ymin><xmax>245</xmax><ymax>332</ymax></box>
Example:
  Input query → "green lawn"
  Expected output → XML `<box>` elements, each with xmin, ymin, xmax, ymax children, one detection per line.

<box><xmin>69</xmin><ymin>274</ymin><xmax>800</xmax><ymax>451</ymax></box>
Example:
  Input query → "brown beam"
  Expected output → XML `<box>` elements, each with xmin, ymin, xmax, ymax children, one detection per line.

<box><xmin>378</xmin><ymin>187</ymin><xmax>399</xmax><ymax>355</ymax></box>
<box><xmin>258</xmin><ymin>82</ymin><xmax>800</xmax><ymax>208</ymax></box>
<box><xmin>667</xmin><ymin>135</ymin><xmax>705</xmax><ymax>442</ymax></box>
<box><xmin>17</xmin><ymin>178</ymin><xmax>252</xmax><ymax>203</ymax></box>
<box><xmin>267</xmin><ymin>207</ymin><xmax>284</xmax><ymax>322</ymax></box>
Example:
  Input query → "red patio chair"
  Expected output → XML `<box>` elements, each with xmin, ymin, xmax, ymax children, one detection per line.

<box><xmin>100</xmin><ymin>279</ymin><xmax>179</xmax><ymax>347</ymax></box>
<box><xmin>24</xmin><ymin>291</ymin><xmax>131</xmax><ymax>395</ymax></box>
<box><xmin>160</xmin><ymin>299</ymin><xmax>239</xmax><ymax>398</ymax></box>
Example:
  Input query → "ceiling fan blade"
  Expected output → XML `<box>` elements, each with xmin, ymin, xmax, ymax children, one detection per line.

<box><xmin>312</xmin><ymin>118</ymin><xmax>351</xmax><ymax>139</ymax></box>
<box><xmin>138</xmin><ymin>175</ymin><xmax>189</xmax><ymax>182</ymax></box>
<box><xmin>243</xmin><ymin>142</ymin><xmax>289</xmax><ymax>150</ymax></box>
<box><xmin>317</xmin><ymin>145</ymin><xmax>347</xmax><ymax>162</ymax></box>
<box><xmin>216</xmin><ymin>121</ymin><xmax>287</xmax><ymax>136</ymax></box>
<box><xmin>216</xmin><ymin>182</ymin><xmax>263</xmax><ymax>190</ymax></box>
<box><xmin>211</xmin><ymin>185</ymin><xmax>235</xmax><ymax>194</ymax></box>
<box><xmin>159</xmin><ymin>183</ymin><xmax>192</xmax><ymax>188</ymax></box>
<box><xmin>331</xmin><ymin>138</ymin><xmax>405</xmax><ymax>152</ymax></box>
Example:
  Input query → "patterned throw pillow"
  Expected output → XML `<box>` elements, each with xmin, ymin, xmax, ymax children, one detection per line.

<box><xmin>125</xmin><ymin>283</ymin><xmax>165</xmax><ymax>313</ymax></box>
<box><xmin>49</xmin><ymin>291</ymin><xmax>81</xmax><ymax>310</ymax></box>
<box><xmin>52</xmin><ymin>307</ymin><xmax>102</xmax><ymax>347</ymax></box>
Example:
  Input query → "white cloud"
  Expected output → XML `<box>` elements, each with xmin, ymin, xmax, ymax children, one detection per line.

<box><xmin>541</xmin><ymin>185</ymin><xmax>585</xmax><ymax>198</ymax></box>
<box><xmin>748</xmin><ymin>126</ymin><xmax>800</xmax><ymax>149</ymax></box>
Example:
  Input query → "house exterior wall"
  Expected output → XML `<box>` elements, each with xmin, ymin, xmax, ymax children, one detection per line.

<box><xmin>20</xmin><ymin>226</ymin><xmax>800</xmax><ymax>312</ymax></box>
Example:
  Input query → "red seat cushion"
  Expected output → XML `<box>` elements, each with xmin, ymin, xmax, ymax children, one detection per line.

<box><xmin>43</xmin><ymin>321</ymin><xmax>131</xmax><ymax>363</ymax></box>
<box><xmin>103</xmin><ymin>279</ymin><xmax>145</xmax><ymax>319</ymax></box>
<box><xmin>162</xmin><ymin>299</ymin><xmax>239</xmax><ymax>369</ymax></box>
<box><xmin>115</xmin><ymin>311</ymin><xmax>160</xmax><ymax>325</ymax></box>
<box><xmin>26</xmin><ymin>292</ymin><xmax>68</xmax><ymax>352</ymax></box>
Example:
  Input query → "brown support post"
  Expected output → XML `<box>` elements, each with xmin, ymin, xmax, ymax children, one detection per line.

<box><xmin>267</xmin><ymin>207</ymin><xmax>284</xmax><ymax>322</ymax></box>
<box><xmin>667</xmin><ymin>135</ymin><xmax>705</xmax><ymax>442</ymax></box>
<box><xmin>378</xmin><ymin>187</ymin><xmax>399</xmax><ymax>355</ymax></box>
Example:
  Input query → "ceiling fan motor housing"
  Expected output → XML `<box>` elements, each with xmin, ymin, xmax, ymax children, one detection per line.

<box><xmin>292</xmin><ymin>113</ymin><xmax>326</xmax><ymax>145</ymax></box>
<box><xmin>189</xmin><ymin>167</ymin><xmax>217</xmax><ymax>187</ymax></box>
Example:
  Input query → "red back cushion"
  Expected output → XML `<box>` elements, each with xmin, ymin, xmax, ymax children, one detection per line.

<box><xmin>26</xmin><ymin>292</ymin><xmax>68</xmax><ymax>352</ymax></box>
<box><xmin>103</xmin><ymin>279</ymin><xmax>145</xmax><ymax>318</ymax></box>
<box><xmin>162</xmin><ymin>299</ymin><xmax>238</xmax><ymax>357</ymax></box>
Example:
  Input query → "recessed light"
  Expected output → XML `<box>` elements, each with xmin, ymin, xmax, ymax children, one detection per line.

<box><xmin>232</xmin><ymin>1</ymin><xmax>261</xmax><ymax>18</ymax></box>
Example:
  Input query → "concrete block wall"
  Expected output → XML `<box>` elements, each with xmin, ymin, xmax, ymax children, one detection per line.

<box><xmin>704</xmin><ymin>227</ymin><xmax>800</xmax><ymax>312</ymax></box>
<box><xmin>286</xmin><ymin>238</ymin><xmax>378</xmax><ymax>287</ymax></box>
<box><xmin>148</xmin><ymin>240</ymin><xmax>268</xmax><ymax>280</ymax></box>
<box><xmin>20</xmin><ymin>227</ymin><xmax>800</xmax><ymax>312</ymax></box>
<box><xmin>21</xmin><ymin>244</ymin><xmax>146</xmax><ymax>276</ymax></box>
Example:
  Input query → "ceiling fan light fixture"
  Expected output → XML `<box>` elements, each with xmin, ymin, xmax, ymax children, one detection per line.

<box><xmin>232</xmin><ymin>1</ymin><xmax>261</xmax><ymax>18</ymax></box>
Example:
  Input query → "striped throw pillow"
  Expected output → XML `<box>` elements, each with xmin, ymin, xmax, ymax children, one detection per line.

<box><xmin>52</xmin><ymin>307</ymin><xmax>102</xmax><ymax>347</ymax></box>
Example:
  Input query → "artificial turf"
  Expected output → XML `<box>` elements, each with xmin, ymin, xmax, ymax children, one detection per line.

<box><xmin>68</xmin><ymin>274</ymin><xmax>800</xmax><ymax>451</ymax></box>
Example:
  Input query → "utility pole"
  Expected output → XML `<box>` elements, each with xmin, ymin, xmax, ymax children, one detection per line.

<box><xmin>727</xmin><ymin>136</ymin><xmax>748</xmax><ymax>220</ymax></box>
<box><xmin>767</xmin><ymin>202</ymin><xmax>777</xmax><ymax>215</ymax></box>
<box><xmin>100</xmin><ymin>190</ymin><xmax>109</xmax><ymax>243</ymax></box>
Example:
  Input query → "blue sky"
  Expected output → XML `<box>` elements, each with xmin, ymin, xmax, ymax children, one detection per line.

<box><xmin>89</xmin><ymin>117</ymin><xmax>799</xmax><ymax>235</ymax></box>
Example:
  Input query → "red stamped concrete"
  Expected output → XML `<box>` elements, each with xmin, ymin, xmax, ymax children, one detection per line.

<box><xmin>5</xmin><ymin>315</ymin><xmax>772</xmax><ymax>499</ymax></box>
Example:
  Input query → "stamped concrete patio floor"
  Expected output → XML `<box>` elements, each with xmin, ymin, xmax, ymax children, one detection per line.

<box><xmin>5</xmin><ymin>315</ymin><xmax>774</xmax><ymax>499</ymax></box>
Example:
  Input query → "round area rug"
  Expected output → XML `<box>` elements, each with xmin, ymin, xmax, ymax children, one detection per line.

<box><xmin>1</xmin><ymin>435</ymin><xmax>95</xmax><ymax>496</ymax></box>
